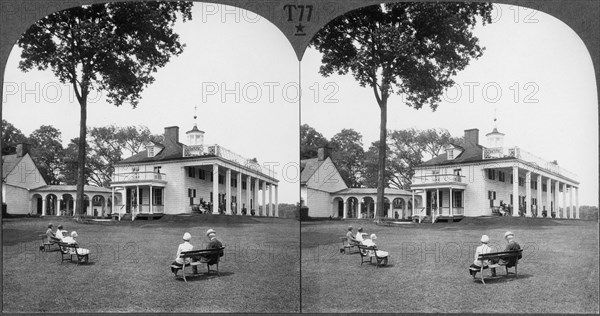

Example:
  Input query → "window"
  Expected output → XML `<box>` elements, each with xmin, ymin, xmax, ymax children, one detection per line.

<box><xmin>487</xmin><ymin>169</ymin><xmax>496</xmax><ymax>180</ymax></box>
<box><xmin>210</xmin><ymin>173</ymin><xmax>213</xmax><ymax>182</ymax></box>
<box><xmin>198</xmin><ymin>169</ymin><xmax>206</xmax><ymax>180</ymax></box>
<box><xmin>218</xmin><ymin>175</ymin><xmax>224</xmax><ymax>184</ymax></box>
<box><xmin>147</xmin><ymin>146</ymin><xmax>154</xmax><ymax>157</ymax></box>
<box><xmin>232</xmin><ymin>178</ymin><xmax>237</xmax><ymax>188</ymax></box>
<box><xmin>188</xmin><ymin>167</ymin><xmax>195</xmax><ymax>178</ymax></box>
<box><xmin>498</xmin><ymin>171</ymin><xmax>505</xmax><ymax>182</ymax></box>
<box><xmin>188</xmin><ymin>188</ymin><xmax>196</xmax><ymax>205</ymax></box>
<box><xmin>447</xmin><ymin>149</ymin><xmax>454</xmax><ymax>160</ymax></box>
<box><xmin>530</xmin><ymin>181</ymin><xmax>537</xmax><ymax>190</ymax></box>
<box><xmin>542</xmin><ymin>183</ymin><xmax>547</xmax><ymax>192</ymax></box>
<box><xmin>518</xmin><ymin>177</ymin><xmax>524</xmax><ymax>187</ymax></box>
<box><xmin>453</xmin><ymin>191</ymin><xmax>463</xmax><ymax>208</ymax></box>
<box><xmin>153</xmin><ymin>188</ymin><xmax>163</xmax><ymax>205</ymax></box>
<box><xmin>453</xmin><ymin>169</ymin><xmax>461</xmax><ymax>176</ymax></box>
<box><xmin>510</xmin><ymin>175</ymin><xmax>513</xmax><ymax>184</ymax></box>
<box><xmin>432</xmin><ymin>170</ymin><xmax>440</xmax><ymax>182</ymax></box>
<box><xmin>242</xmin><ymin>181</ymin><xmax>247</xmax><ymax>190</ymax></box>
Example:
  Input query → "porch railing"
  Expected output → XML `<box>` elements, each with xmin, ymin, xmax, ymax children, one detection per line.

<box><xmin>437</xmin><ymin>206</ymin><xmax>465</xmax><ymax>216</ymax></box>
<box><xmin>482</xmin><ymin>146</ymin><xmax>577</xmax><ymax>180</ymax></box>
<box><xmin>412</xmin><ymin>174</ymin><xmax>464</xmax><ymax>185</ymax></box>
<box><xmin>111</xmin><ymin>172</ymin><xmax>166</xmax><ymax>183</ymax></box>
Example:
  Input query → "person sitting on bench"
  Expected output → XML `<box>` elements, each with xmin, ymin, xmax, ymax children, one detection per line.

<box><xmin>46</xmin><ymin>223</ymin><xmax>61</xmax><ymax>243</ymax></box>
<box><xmin>55</xmin><ymin>225</ymin><xmax>67</xmax><ymax>241</ymax></box>
<box><xmin>489</xmin><ymin>231</ymin><xmax>522</xmax><ymax>275</ymax></box>
<box><xmin>469</xmin><ymin>235</ymin><xmax>492</xmax><ymax>277</ymax></box>
<box><xmin>171</xmin><ymin>232</ymin><xmax>194</xmax><ymax>274</ymax></box>
<box><xmin>200</xmin><ymin>229</ymin><xmax>223</xmax><ymax>264</ymax></box>
<box><xmin>346</xmin><ymin>226</ymin><xmax>359</xmax><ymax>246</ymax></box>
<box><xmin>355</xmin><ymin>227</ymin><xmax>367</xmax><ymax>243</ymax></box>
<box><xmin>362</xmin><ymin>234</ymin><xmax>389</xmax><ymax>265</ymax></box>
<box><xmin>62</xmin><ymin>231</ymin><xmax>91</xmax><ymax>256</ymax></box>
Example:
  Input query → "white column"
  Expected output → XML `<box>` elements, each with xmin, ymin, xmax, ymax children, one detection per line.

<box><xmin>261</xmin><ymin>181</ymin><xmax>266</xmax><ymax>216</ymax></box>
<box><xmin>562</xmin><ymin>183</ymin><xmax>566</xmax><ymax>219</ymax></box>
<box><xmin>150</xmin><ymin>185</ymin><xmax>153</xmax><ymax>214</ymax></box>
<box><xmin>357</xmin><ymin>199</ymin><xmax>362</xmax><ymax>219</ymax></box>
<box><xmin>246</xmin><ymin>175</ymin><xmax>251</xmax><ymax>215</ymax></box>
<box><xmin>254</xmin><ymin>178</ymin><xmax>259</xmax><ymax>215</ymax></box>
<box><xmin>111</xmin><ymin>188</ymin><xmax>115</xmax><ymax>215</ymax></box>
<box><xmin>436</xmin><ymin>188</ymin><xmax>440</xmax><ymax>218</ymax></box>
<box><xmin>73</xmin><ymin>198</ymin><xmax>76</xmax><ymax>217</ymax></box>
<box><xmin>554</xmin><ymin>180</ymin><xmax>560</xmax><ymax>218</ymax></box>
<box><xmin>450</xmin><ymin>188</ymin><xmax>453</xmax><ymax>216</ymax></box>
<box><xmin>512</xmin><ymin>165</ymin><xmax>519</xmax><ymax>217</ymax></box>
<box><xmin>212</xmin><ymin>164</ymin><xmax>219</xmax><ymax>214</ymax></box>
<box><xmin>569</xmin><ymin>185</ymin><xmax>573</xmax><ymax>219</ymax></box>
<box><xmin>225</xmin><ymin>168</ymin><xmax>232</xmax><ymax>215</ymax></box>
<box><xmin>575</xmin><ymin>187</ymin><xmax>580</xmax><ymax>219</ymax></box>
<box><xmin>236</xmin><ymin>172</ymin><xmax>242</xmax><ymax>215</ymax></box>
<box><xmin>411</xmin><ymin>190</ymin><xmax>415</xmax><ymax>216</ymax></box>
<box><xmin>41</xmin><ymin>195</ymin><xmax>47</xmax><ymax>216</ymax></box>
<box><xmin>57</xmin><ymin>197</ymin><xmax>62</xmax><ymax>216</ymax></box>
<box><xmin>536</xmin><ymin>175</ymin><xmax>542</xmax><ymax>218</ymax></box>
<box><xmin>135</xmin><ymin>186</ymin><xmax>139</xmax><ymax>219</ymax></box>
<box><xmin>343</xmin><ymin>198</ymin><xmax>348</xmax><ymax>219</ymax></box>
<box><xmin>274</xmin><ymin>185</ymin><xmax>279</xmax><ymax>217</ymax></box>
<box><xmin>373</xmin><ymin>199</ymin><xmax>377</xmax><ymax>219</ymax></box>
<box><xmin>525</xmin><ymin>171</ymin><xmax>532</xmax><ymax>217</ymax></box>
<box><xmin>268</xmin><ymin>183</ymin><xmax>273</xmax><ymax>216</ymax></box>
<box><xmin>545</xmin><ymin>178</ymin><xmax>551</xmax><ymax>217</ymax></box>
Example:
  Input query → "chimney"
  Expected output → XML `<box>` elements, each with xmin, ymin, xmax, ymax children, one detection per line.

<box><xmin>317</xmin><ymin>147</ymin><xmax>329</xmax><ymax>161</ymax></box>
<box><xmin>464</xmin><ymin>129</ymin><xmax>479</xmax><ymax>148</ymax></box>
<box><xmin>164</xmin><ymin>126</ymin><xmax>179</xmax><ymax>143</ymax></box>
<box><xmin>16</xmin><ymin>143</ymin><xmax>30</xmax><ymax>158</ymax></box>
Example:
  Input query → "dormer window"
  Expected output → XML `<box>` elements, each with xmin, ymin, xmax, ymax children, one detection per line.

<box><xmin>445</xmin><ymin>144</ymin><xmax>462</xmax><ymax>161</ymax></box>
<box><xmin>448</xmin><ymin>150</ymin><xmax>454</xmax><ymax>160</ymax></box>
<box><xmin>148</xmin><ymin>146</ymin><xmax>155</xmax><ymax>157</ymax></box>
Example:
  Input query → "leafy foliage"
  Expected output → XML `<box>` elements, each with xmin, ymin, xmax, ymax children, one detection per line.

<box><xmin>310</xmin><ymin>2</ymin><xmax>492</xmax><ymax>218</ymax></box>
<box><xmin>329</xmin><ymin>129</ymin><xmax>365</xmax><ymax>188</ymax></box>
<box><xmin>300</xmin><ymin>124</ymin><xmax>328</xmax><ymax>159</ymax></box>
<box><xmin>1</xmin><ymin>120</ymin><xmax>28</xmax><ymax>155</ymax></box>
<box><xmin>28</xmin><ymin>125</ymin><xmax>64</xmax><ymax>184</ymax></box>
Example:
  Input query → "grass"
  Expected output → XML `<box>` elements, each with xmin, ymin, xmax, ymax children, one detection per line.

<box><xmin>301</xmin><ymin>216</ymin><xmax>599</xmax><ymax>313</ymax></box>
<box><xmin>2</xmin><ymin>215</ymin><xmax>300</xmax><ymax>313</ymax></box>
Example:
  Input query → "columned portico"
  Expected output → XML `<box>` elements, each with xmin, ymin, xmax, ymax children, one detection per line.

<box><xmin>525</xmin><ymin>171</ymin><xmax>531</xmax><ymax>217</ymax></box>
<box><xmin>246</xmin><ymin>175</ymin><xmax>252</xmax><ymax>215</ymax></box>
<box><xmin>261</xmin><ymin>181</ymin><xmax>266</xmax><ymax>216</ymax></box>
<box><xmin>254</xmin><ymin>178</ymin><xmax>259</xmax><ymax>215</ymax></box>
<box><xmin>554</xmin><ymin>180</ymin><xmax>560</xmax><ymax>218</ymax></box>
<box><xmin>268</xmin><ymin>183</ymin><xmax>273</xmax><ymax>217</ymax></box>
<box><xmin>536</xmin><ymin>175</ymin><xmax>542</xmax><ymax>217</ymax></box>
<box><xmin>562</xmin><ymin>183</ymin><xmax>566</xmax><ymax>219</ymax></box>
<box><xmin>569</xmin><ymin>185</ymin><xmax>573</xmax><ymax>219</ymax></box>
<box><xmin>575</xmin><ymin>187</ymin><xmax>580</xmax><ymax>219</ymax></box>
<box><xmin>342</xmin><ymin>197</ymin><xmax>348</xmax><ymax>218</ymax></box>
<box><xmin>274</xmin><ymin>185</ymin><xmax>278</xmax><ymax>217</ymax></box>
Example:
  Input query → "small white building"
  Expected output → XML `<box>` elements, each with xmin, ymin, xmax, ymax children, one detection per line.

<box><xmin>410</xmin><ymin>128</ymin><xmax>580</xmax><ymax>221</ymax></box>
<box><xmin>300</xmin><ymin>147</ymin><xmax>418</xmax><ymax>219</ymax></box>
<box><xmin>110</xmin><ymin>125</ymin><xmax>279</xmax><ymax>218</ymax></box>
<box><xmin>2</xmin><ymin>143</ymin><xmax>111</xmax><ymax>216</ymax></box>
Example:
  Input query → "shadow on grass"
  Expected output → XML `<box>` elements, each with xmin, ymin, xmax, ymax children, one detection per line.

<box><xmin>173</xmin><ymin>271</ymin><xmax>235</xmax><ymax>282</ymax></box>
<box><xmin>359</xmin><ymin>263</ymin><xmax>396</xmax><ymax>269</ymax></box>
<box><xmin>472</xmin><ymin>273</ymin><xmax>533</xmax><ymax>284</ymax></box>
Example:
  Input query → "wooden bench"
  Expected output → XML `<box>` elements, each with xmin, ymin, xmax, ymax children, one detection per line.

<box><xmin>39</xmin><ymin>234</ymin><xmax>60</xmax><ymax>252</ymax></box>
<box><xmin>357</xmin><ymin>244</ymin><xmax>389</xmax><ymax>267</ymax></box>
<box><xmin>170</xmin><ymin>247</ymin><xmax>225</xmax><ymax>282</ymax></box>
<box><xmin>58</xmin><ymin>242</ymin><xmax>90</xmax><ymax>265</ymax></box>
<box><xmin>471</xmin><ymin>249</ymin><xmax>523</xmax><ymax>284</ymax></box>
<box><xmin>339</xmin><ymin>236</ymin><xmax>359</xmax><ymax>254</ymax></box>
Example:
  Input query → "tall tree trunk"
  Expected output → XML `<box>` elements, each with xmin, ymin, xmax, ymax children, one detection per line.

<box><xmin>75</xmin><ymin>98</ymin><xmax>87</xmax><ymax>219</ymax></box>
<box><xmin>376</xmin><ymin>99</ymin><xmax>387</xmax><ymax>221</ymax></box>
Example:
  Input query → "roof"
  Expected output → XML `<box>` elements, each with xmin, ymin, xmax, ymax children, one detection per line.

<box><xmin>32</xmin><ymin>185</ymin><xmax>112</xmax><ymax>193</ymax></box>
<box><xmin>2</xmin><ymin>154</ymin><xmax>24</xmax><ymax>178</ymax></box>
<box><xmin>333</xmin><ymin>188</ymin><xmax>412</xmax><ymax>196</ymax></box>
<box><xmin>300</xmin><ymin>158</ymin><xmax>324</xmax><ymax>184</ymax></box>
<box><xmin>186</xmin><ymin>124</ymin><xmax>204</xmax><ymax>134</ymax></box>
<box><xmin>486</xmin><ymin>127</ymin><xmax>505</xmax><ymax>136</ymax></box>
<box><xmin>116</xmin><ymin>137</ymin><xmax>188</xmax><ymax>164</ymax></box>
<box><xmin>420</xmin><ymin>144</ymin><xmax>489</xmax><ymax>167</ymax></box>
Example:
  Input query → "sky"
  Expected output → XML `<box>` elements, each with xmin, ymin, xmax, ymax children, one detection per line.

<box><xmin>301</xmin><ymin>4</ymin><xmax>598</xmax><ymax>206</ymax></box>
<box><xmin>2</xmin><ymin>3</ymin><xmax>598</xmax><ymax>206</ymax></box>
<box><xmin>1</xmin><ymin>3</ymin><xmax>299</xmax><ymax>203</ymax></box>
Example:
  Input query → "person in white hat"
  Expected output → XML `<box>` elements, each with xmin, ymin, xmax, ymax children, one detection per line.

<box><xmin>61</xmin><ymin>231</ymin><xmax>90</xmax><ymax>256</ymax></box>
<box><xmin>469</xmin><ymin>235</ymin><xmax>492</xmax><ymax>278</ymax></box>
<box><xmin>199</xmin><ymin>228</ymin><xmax>223</xmax><ymax>265</ymax></box>
<box><xmin>171</xmin><ymin>232</ymin><xmax>194</xmax><ymax>274</ymax></box>
<box><xmin>362</xmin><ymin>233</ymin><xmax>389</xmax><ymax>265</ymax></box>
<box><xmin>498</xmin><ymin>231</ymin><xmax>522</xmax><ymax>267</ymax></box>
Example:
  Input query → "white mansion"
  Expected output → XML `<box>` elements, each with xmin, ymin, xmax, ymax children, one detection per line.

<box><xmin>110</xmin><ymin>124</ymin><xmax>279</xmax><ymax>219</ymax></box>
<box><xmin>410</xmin><ymin>127</ymin><xmax>580</xmax><ymax>220</ymax></box>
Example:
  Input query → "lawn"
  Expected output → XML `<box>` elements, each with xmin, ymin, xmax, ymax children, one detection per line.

<box><xmin>2</xmin><ymin>215</ymin><xmax>300</xmax><ymax>313</ymax></box>
<box><xmin>301</xmin><ymin>217</ymin><xmax>599</xmax><ymax>313</ymax></box>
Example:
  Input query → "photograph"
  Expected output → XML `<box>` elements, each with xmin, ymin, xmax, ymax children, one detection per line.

<box><xmin>299</xmin><ymin>2</ymin><xmax>599</xmax><ymax>313</ymax></box>
<box><xmin>1</xmin><ymin>2</ymin><xmax>299</xmax><ymax>313</ymax></box>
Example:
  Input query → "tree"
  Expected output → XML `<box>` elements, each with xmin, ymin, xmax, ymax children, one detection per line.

<box><xmin>310</xmin><ymin>2</ymin><xmax>492</xmax><ymax>219</ymax></box>
<box><xmin>300</xmin><ymin>124</ymin><xmax>328</xmax><ymax>159</ymax></box>
<box><xmin>1</xmin><ymin>120</ymin><xmax>28</xmax><ymax>155</ymax></box>
<box><xmin>114</xmin><ymin>125</ymin><xmax>163</xmax><ymax>156</ymax></box>
<box><xmin>18</xmin><ymin>2</ymin><xmax>192</xmax><ymax>217</ymax></box>
<box><xmin>329</xmin><ymin>128</ymin><xmax>365</xmax><ymax>187</ymax></box>
<box><xmin>28</xmin><ymin>125</ymin><xmax>64</xmax><ymax>184</ymax></box>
